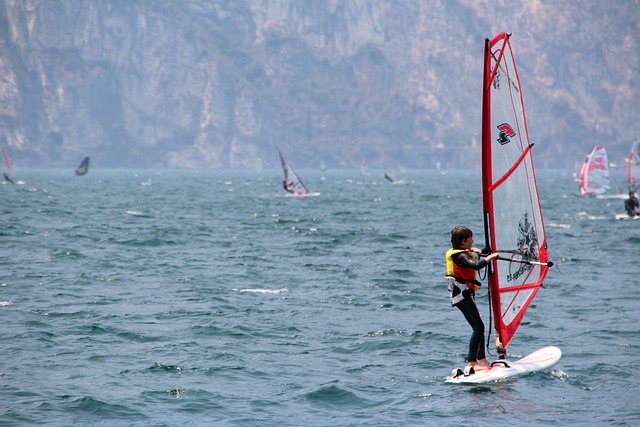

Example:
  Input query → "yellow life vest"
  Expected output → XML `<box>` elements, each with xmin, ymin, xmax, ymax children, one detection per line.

<box><xmin>445</xmin><ymin>248</ymin><xmax>477</xmax><ymax>284</ymax></box>
<box><xmin>445</xmin><ymin>248</ymin><xmax>480</xmax><ymax>306</ymax></box>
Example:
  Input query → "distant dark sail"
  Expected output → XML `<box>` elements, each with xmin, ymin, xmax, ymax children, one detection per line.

<box><xmin>277</xmin><ymin>146</ymin><xmax>309</xmax><ymax>196</ymax></box>
<box><xmin>75</xmin><ymin>156</ymin><xmax>90</xmax><ymax>176</ymax></box>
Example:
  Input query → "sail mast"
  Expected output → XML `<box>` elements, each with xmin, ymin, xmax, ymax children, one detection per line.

<box><xmin>481</xmin><ymin>37</ymin><xmax>494</xmax><ymax>254</ymax></box>
<box><xmin>481</xmin><ymin>34</ymin><xmax>499</xmax><ymax>353</ymax></box>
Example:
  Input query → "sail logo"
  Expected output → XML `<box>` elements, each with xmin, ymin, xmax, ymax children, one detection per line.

<box><xmin>589</xmin><ymin>155</ymin><xmax>606</xmax><ymax>171</ymax></box>
<box><xmin>506</xmin><ymin>213</ymin><xmax>539</xmax><ymax>283</ymax></box>
<box><xmin>497</xmin><ymin>123</ymin><xmax>516</xmax><ymax>145</ymax></box>
<box><xmin>492</xmin><ymin>67</ymin><xmax>501</xmax><ymax>90</ymax></box>
<box><xmin>516</xmin><ymin>212</ymin><xmax>538</xmax><ymax>262</ymax></box>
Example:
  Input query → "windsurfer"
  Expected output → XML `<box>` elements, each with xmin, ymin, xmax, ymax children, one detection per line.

<box><xmin>445</xmin><ymin>226</ymin><xmax>499</xmax><ymax>371</ymax></box>
<box><xmin>625</xmin><ymin>191</ymin><xmax>639</xmax><ymax>217</ymax></box>
<box><xmin>283</xmin><ymin>180</ymin><xmax>294</xmax><ymax>194</ymax></box>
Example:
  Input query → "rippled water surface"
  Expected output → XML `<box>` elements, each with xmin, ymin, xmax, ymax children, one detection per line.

<box><xmin>1</xmin><ymin>168</ymin><xmax>638</xmax><ymax>426</ymax></box>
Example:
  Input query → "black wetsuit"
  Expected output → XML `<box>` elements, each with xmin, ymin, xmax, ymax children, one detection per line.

<box><xmin>625</xmin><ymin>196</ymin><xmax>639</xmax><ymax>217</ymax></box>
<box><xmin>451</xmin><ymin>252</ymin><xmax>489</xmax><ymax>363</ymax></box>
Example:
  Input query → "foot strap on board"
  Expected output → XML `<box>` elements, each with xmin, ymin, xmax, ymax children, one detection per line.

<box><xmin>451</xmin><ymin>368</ymin><xmax>464</xmax><ymax>378</ymax></box>
<box><xmin>463</xmin><ymin>366</ymin><xmax>475</xmax><ymax>376</ymax></box>
<box><xmin>490</xmin><ymin>360</ymin><xmax>510</xmax><ymax>368</ymax></box>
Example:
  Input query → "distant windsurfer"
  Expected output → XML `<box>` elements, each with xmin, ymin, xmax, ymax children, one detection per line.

<box><xmin>4</xmin><ymin>172</ymin><xmax>14</xmax><ymax>184</ymax></box>
<box><xmin>625</xmin><ymin>191</ymin><xmax>639</xmax><ymax>217</ymax></box>
<box><xmin>445</xmin><ymin>226</ymin><xmax>498</xmax><ymax>371</ymax></box>
<box><xmin>283</xmin><ymin>180</ymin><xmax>294</xmax><ymax>194</ymax></box>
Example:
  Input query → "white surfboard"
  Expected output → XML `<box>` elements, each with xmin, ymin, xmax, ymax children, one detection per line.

<box><xmin>445</xmin><ymin>346</ymin><xmax>562</xmax><ymax>384</ymax></box>
<box><xmin>614</xmin><ymin>213</ymin><xmax>639</xmax><ymax>220</ymax></box>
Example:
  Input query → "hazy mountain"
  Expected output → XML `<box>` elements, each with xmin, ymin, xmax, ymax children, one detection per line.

<box><xmin>0</xmin><ymin>0</ymin><xmax>638</xmax><ymax>170</ymax></box>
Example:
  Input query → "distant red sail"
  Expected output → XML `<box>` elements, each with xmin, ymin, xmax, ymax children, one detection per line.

<box><xmin>627</xmin><ymin>140</ymin><xmax>640</xmax><ymax>192</ymax></box>
<box><xmin>2</xmin><ymin>145</ymin><xmax>16</xmax><ymax>182</ymax></box>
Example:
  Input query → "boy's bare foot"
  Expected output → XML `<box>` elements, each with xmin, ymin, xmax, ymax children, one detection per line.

<box><xmin>476</xmin><ymin>359</ymin><xmax>492</xmax><ymax>370</ymax></box>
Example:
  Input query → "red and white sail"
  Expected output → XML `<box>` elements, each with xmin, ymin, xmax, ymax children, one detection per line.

<box><xmin>481</xmin><ymin>33</ymin><xmax>549</xmax><ymax>351</ymax></box>
<box><xmin>2</xmin><ymin>145</ymin><xmax>16</xmax><ymax>182</ymax></box>
<box><xmin>627</xmin><ymin>140</ymin><xmax>640</xmax><ymax>192</ymax></box>
<box><xmin>579</xmin><ymin>145</ymin><xmax>610</xmax><ymax>196</ymax></box>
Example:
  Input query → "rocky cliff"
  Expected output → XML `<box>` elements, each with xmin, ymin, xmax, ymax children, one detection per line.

<box><xmin>0</xmin><ymin>0</ymin><xmax>638</xmax><ymax>169</ymax></box>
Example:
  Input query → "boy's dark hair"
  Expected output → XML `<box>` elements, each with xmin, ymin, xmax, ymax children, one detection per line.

<box><xmin>451</xmin><ymin>226</ymin><xmax>473</xmax><ymax>248</ymax></box>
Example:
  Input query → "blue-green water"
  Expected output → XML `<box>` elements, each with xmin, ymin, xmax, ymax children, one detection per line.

<box><xmin>1</xmin><ymin>169</ymin><xmax>638</xmax><ymax>426</ymax></box>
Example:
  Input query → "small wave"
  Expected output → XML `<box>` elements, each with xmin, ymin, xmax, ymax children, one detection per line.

<box><xmin>236</xmin><ymin>288</ymin><xmax>288</xmax><ymax>294</ymax></box>
<box><xmin>166</xmin><ymin>388</ymin><xmax>188</xmax><ymax>398</ymax></box>
<box><xmin>147</xmin><ymin>362</ymin><xmax>183</xmax><ymax>373</ymax></box>
<box><xmin>50</xmin><ymin>249</ymin><xmax>84</xmax><ymax>260</ymax></box>
<box><xmin>117</xmin><ymin>237</ymin><xmax>176</xmax><ymax>246</ymax></box>
<box><xmin>573</xmin><ymin>211</ymin><xmax>607</xmax><ymax>220</ymax></box>
<box><xmin>595</xmin><ymin>193</ymin><xmax>627</xmax><ymax>200</ymax></box>
<box><xmin>0</xmin><ymin>301</ymin><xmax>13</xmax><ymax>307</ymax></box>
<box><xmin>65</xmin><ymin>396</ymin><xmax>144</xmax><ymax>420</ymax></box>
<box><xmin>303</xmin><ymin>383</ymin><xmax>369</xmax><ymax>407</ymax></box>
<box><xmin>362</xmin><ymin>329</ymin><xmax>408</xmax><ymax>337</ymax></box>
<box><xmin>125</xmin><ymin>210</ymin><xmax>151</xmax><ymax>218</ymax></box>
<box><xmin>551</xmin><ymin>369</ymin><xmax>569</xmax><ymax>380</ymax></box>
<box><xmin>547</xmin><ymin>222</ymin><xmax>571</xmax><ymax>229</ymax></box>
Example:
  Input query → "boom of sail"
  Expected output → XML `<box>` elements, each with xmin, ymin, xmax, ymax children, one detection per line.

<box><xmin>277</xmin><ymin>147</ymin><xmax>309</xmax><ymax>196</ymax></box>
<box><xmin>481</xmin><ymin>33</ymin><xmax>550</xmax><ymax>351</ymax></box>
<box><xmin>579</xmin><ymin>146</ymin><xmax>609</xmax><ymax>196</ymax></box>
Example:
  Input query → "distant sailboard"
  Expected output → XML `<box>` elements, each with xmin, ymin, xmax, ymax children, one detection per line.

<box><xmin>277</xmin><ymin>146</ymin><xmax>315</xmax><ymax>196</ymax></box>
<box><xmin>447</xmin><ymin>33</ymin><xmax>559</xmax><ymax>384</ymax></box>
<box><xmin>614</xmin><ymin>212</ymin><xmax>640</xmax><ymax>221</ymax></box>
<box><xmin>75</xmin><ymin>156</ymin><xmax>90</xmax><ymax>176</ymax></box>
<box><xmin>614</xmin><ymin>141</ymin><xmax>640</xmax><ymax>219</ymax></box>
<box><xmin>579</xmin><ymin>146</ymin><xmax>609</xmax><ymax>196</ymax></box>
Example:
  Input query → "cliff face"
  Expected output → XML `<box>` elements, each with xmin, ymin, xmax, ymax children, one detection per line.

<box><xmin>0</xmin><ymin>0</ymin><xmax>638</xmax><ymax>169</ymax></box>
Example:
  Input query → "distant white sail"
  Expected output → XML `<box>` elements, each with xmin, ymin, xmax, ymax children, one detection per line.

<box><xmin>359</xmin><ymin>159</ymin><xmax>369</xmax><ymax>176</ymax></box>
<box><xmin>579</xmin><ymin>146</ymin><xmax>609</xmax><ymax>196</ymax></box>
